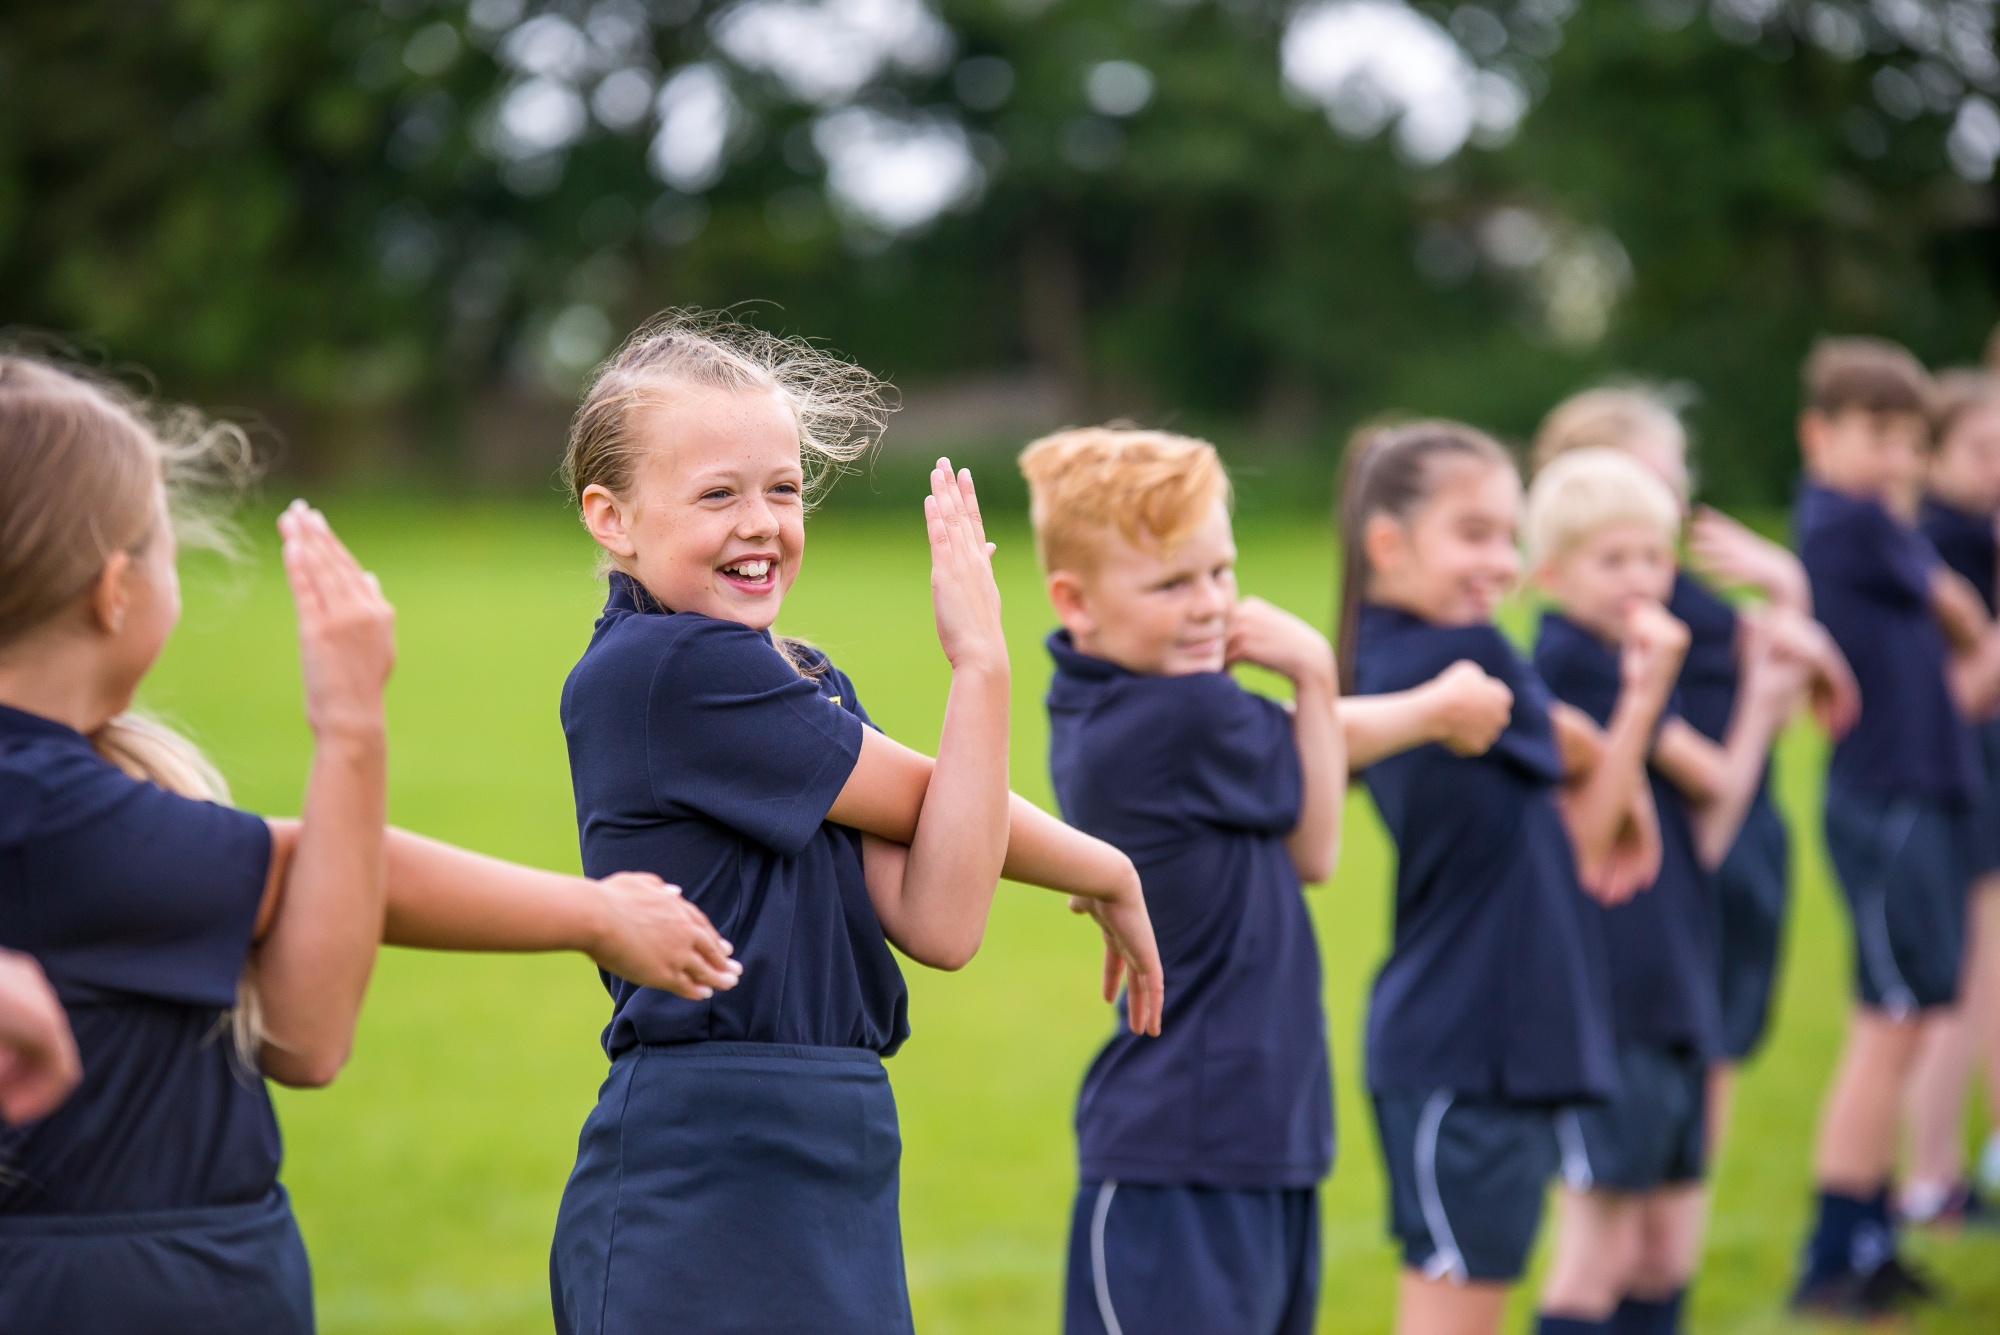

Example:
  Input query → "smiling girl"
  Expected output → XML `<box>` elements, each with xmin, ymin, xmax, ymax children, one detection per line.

<box><xmin>548</xmin><ymin>313</ymin><xmax>1164</xmax><ymax>1335</ymax></box>
<box><xmin>1337</xmin><ymin>420</ymin><xmax>1681</xmax><ymax>1335</ymax></box>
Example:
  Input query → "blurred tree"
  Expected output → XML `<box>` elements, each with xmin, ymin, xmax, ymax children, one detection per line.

<box><xmin>0</xmin><ymin>0</ymin><xmax>1993</xmax><ymax>499</ymax></box>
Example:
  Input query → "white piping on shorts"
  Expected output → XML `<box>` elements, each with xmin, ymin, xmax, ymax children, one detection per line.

<box><xmin>1555</xmin><ymin>1110</ymin><xmax>1594</xmax><ymax>1191</ymax></box>
<box><xmin>1415</xmin><ymin>1091</ymin><xmax>1469</xmax><ymax>1285</ymax></box>
<box><xmin>1858</xmin><ymin>804</ymin><xmax>1921</xmax><ymax>1019</ymax></box>
<box><xmin>1091</xmin><ymin>1180</ymin><xmax>1125</xmax><ymax>1335</ymax></box>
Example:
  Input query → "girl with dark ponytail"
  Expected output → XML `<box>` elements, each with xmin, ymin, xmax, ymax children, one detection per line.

<box><xmin>1336</xmin><ymin>420</ymin><xmax>1683</xmax><ymax>1335</ymax></box>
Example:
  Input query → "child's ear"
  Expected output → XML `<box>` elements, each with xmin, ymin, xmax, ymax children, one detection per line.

<box><xmin>89</xmin><ymin>551</ymin><xmax>134</xmax><ymax>635</ymax></box>
<box><xmin>581</xmin><ymin>484</ymin><xmax>638</xmax><ymax>560</ymax></box>
<box><xmin>1361</xmin><ymin>513</ymin><xmax>1403</xmax><ymax>578</ymax></box>
<box><xmin>1046</xmin><ymin>570</ymin><xmax>1096</xmax><ymax>637</ymax></box>
<box><xmin>1796</xmin><ymin>410</ymin><xmax>1824</xmax><ymax>462</ymax></box>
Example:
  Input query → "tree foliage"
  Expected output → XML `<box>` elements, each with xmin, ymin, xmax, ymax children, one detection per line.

<box><xmin>0</xmin><ymin>0</ymin><xmax>1993</xmax><ymax>499</ymax></box>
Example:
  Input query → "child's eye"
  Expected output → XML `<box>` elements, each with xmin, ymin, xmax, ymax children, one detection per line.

<box><xmin>771</xmin><ymin>483</ymin><xmax>801</xmax><ymax>498</ymax></box>
<box><xmin>701</xmin><ymin>488</ymin><xmax>733</xmax><ymax>502</ymax></box>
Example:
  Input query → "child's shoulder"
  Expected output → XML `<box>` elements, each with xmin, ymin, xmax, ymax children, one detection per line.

<box><xmin>0</xmin><ymin>730</ymin><xmax>159</xmax><ymax>848</ymax></box>
<box><xmin>1355</xmin><ymin>607</ymin><xmax>1523</xmax><ymax>695</ymax></box>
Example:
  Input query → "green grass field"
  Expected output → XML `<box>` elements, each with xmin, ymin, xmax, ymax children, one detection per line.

<box><xmin>138</xmin><ymin>494</ymin><xmax>2000</xmax><ymax>1333</ymax></box>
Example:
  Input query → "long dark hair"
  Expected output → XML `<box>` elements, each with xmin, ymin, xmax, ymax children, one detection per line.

<box><xmin>1334</xmin><ymin>419</ymin><xmax>1513</xmax><ymax>693</ymax></box>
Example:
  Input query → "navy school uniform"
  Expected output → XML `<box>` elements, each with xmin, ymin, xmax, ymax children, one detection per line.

<box><xmin>1353</xmin><ymin>605</ymin><xmax>1615</xmax><ymax>1283</ymax></box>
<box><xmin>1044</xmin><ymin>632</ymin><xmax>1328</xmax><ymax>1335</ymax></box>
<box><xmin>1798</xmin><ymin>483</ymin><xmax>1979</xmax><ymax>1016</ymax></box>
<box><xmin>1535</xmin><ymin>610</ymin><xmax>1720</xmax><ymax>1193</ymax></box>
<box><xmin>0</xmin><ymin>704</ymin><xmax>312</xmax><ymax>1335</ymax></box>
<box><xmin>552</xmin><ymin>573</ymin><xmax>912</xmax><ymax>1335</ymax></box>
<box><xmin>1921</xmin><ymin>494</ymin><xmax>2000</xmax><ymax>878</ymax></box>
<box><xmin>1672</xmin><ymin>572</ymin><xmax>1793</xmax><ymax>1061</ymax></box>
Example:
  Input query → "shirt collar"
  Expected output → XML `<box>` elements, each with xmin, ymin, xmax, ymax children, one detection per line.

<box><xmin>1045</xmin><ymin>629</ymin><xmax>1129</xmax><ymax>681</ymax></box>
<box><xmin>0</xmin><ymin>702</ymin><xmax>94</xmax><ymax>749</ymax></box>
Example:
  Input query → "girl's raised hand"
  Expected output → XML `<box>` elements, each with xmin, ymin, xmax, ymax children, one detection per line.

<box><xmin>277</xmin><ymin>501</ymin><xmax>396</xmax><ymax>739</ymax></box>
<box><xmin>925</xmin><ymin>459</ymin><xmax>1007</xmax><ymax>678</ymax></box>
<box><xmin>587</xmin><ymin>872</ymin><xmax>742</xmax><ymax>1001</ymax></box>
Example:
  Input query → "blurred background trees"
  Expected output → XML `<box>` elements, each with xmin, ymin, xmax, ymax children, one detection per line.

<box><xmin>1</xmin><ymin>0</ymin><xmax>1994</xmax><ymax>501</ymax></box>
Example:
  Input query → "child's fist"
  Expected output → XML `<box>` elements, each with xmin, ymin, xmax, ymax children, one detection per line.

<box><xmin>1422</xmin><ymin>659</ymin><xmax>1514</xmax><ymax>756</ymax></box>
<box><xmin>1620</xmin><ymin>600</ymin><xmax>1689</xmax><ymax>698</ymax></box>
<box><xmin>1226</xmin><ymin>597</ymin><xmax>1335</xmax><ymax>687</ymax></box>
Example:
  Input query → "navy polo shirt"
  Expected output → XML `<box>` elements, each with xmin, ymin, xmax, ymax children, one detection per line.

<box><xmin>1534</xmin><ymin>611</ymin><xmax>1724</xmax><ymax>1060</ymax></box>
<box><xmin>1353</xmin><ymin>605</ymin><xmax>1616</xmax><ymax>1105</ymax></box>
<box><xmin>561</xmin><ymin>573</ymin><xmax>909</xmax><ymax>1060</ymax></box>
<box><xmin>0</xmin><ymin>703</ymin><xmax>278</xmax><ymax>1214</ymax></box>
<box><xmin>1045</xmin><ymin>632</ymin><xmax>1330</xmax><ymax>1189</ymax></box>
<box><xmin>1920</xmin><ymin>495</ymin><xmax>1998</xmax><ymax>615</ymax></box>
<box><xmin>1795</xmin><ymin>482</ymin><xmax>1979</xmax><ymax>804</ymax></box>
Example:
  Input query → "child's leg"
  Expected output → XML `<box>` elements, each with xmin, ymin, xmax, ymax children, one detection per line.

<box><xmin>1816</xmin><ymin>1007</ymin><xmax>1929</xmax><ymax>1192</ymax></box>
<box><xmin>1395</xmin><ymin>1271</ymin><xmax>1509</xmax><ymax>1335</ymax></box>
<box><xmin>1902</xmin><ymin>1004</ymin><xmax>1974</xmax><ymax>1211</ymax></box>
<box><xmin>1969</xmin><ymin>883</ymin><xmax>2000</xmax><ymax>1188</ymax></box>
<box><xmin>1705</xmin><ymin>1064</ymin><xmax>1734</xmax><ymax>1161</ymax></box>
<box><xmin>1612</xmin><ymin>1185</ymin><xmax>1705</xmax><ymax>1331</ymax></box>
<box><xmin>1539</xmin><ymin>1187</ymin><xmax>1643</xmax><ymax>1320</ymax></box>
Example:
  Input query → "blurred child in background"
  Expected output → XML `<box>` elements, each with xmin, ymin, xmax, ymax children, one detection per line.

<box><xmin>1533</xmin><ymin>388</ymin><xmax>1858</xmax><ymax>1149</ymax></box>
<box><xmin>1340</xmin><ymin>420</ymin><xmax>1680</xmax><ymax>1335</ymax></box>
<box><xmin>1019</xmin><ymin>428</ymin><xmax>1344</xmax><ymax>1335</ymax></box>
<box><xmin>1787</xmin><ymin>337</ymin><xmax>1997</xmax><ymax>1317</ymax></box>
<box><xmin>1524</xmin><ymin>449</ymin><xmax>1809</xmax><ymax>1334</ymax></box>
<box><xmin>550</xmin><ymin>315</ymin><xmax>1165</xmax><ymax>1335</ymax></box>
<box><xmin>1903</xmin><ymin>367</ymin><xmax>2000</xmax><ymax>1226</ymax></box>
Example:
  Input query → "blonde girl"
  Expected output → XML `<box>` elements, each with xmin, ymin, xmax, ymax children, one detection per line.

<box><xmin>548</xmin><ymin>313</ymin><xmax>1164</xmax><ymax>1335</ymax></box>
<box><xmin>0</xmin><ymin>356</ymin><xmax>740</xmax><ymax>1334</ymax></box>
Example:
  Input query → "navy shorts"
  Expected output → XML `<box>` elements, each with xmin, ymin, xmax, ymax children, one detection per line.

<box><xmin>1554</xmin><ymin>1042</ymin><xmax>1706</xmax><ymax>1193</ymax></box>
<box><xmin>1064</xmin><ymin>1181</ymin><xmax>1318</xmax><ymax>1335</ymax></box>
<box><xmin>1716</xmin><ymin>795</ymin><xmax>1790</xmax><ymax>1060</ymax></box>
<box><xmin>1970</xmin><ymin>721</ymin><xmax>2000</xmax><ymax>878</ymax></box>
<box><xmin>551</xmin><ymin>1042</ymin><xmax>911</xmax><ymax>1335</ymax></box>
<box><xmin>0</xmin><ymin>1187</ymin><xmax>313</xmax><ymax>1334</ymax></box>
<box><xmin>1372</xmin><ymin>1092</ymin><xmax>1558</xmax><ymax>1284</ymax></box>
<box><xmin>1823</xmin><ymin>783</ymin><xmax>1968</xmax><ymax>1016</ymax></box>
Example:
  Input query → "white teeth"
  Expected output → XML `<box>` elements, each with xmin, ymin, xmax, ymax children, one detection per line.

<box><xmin>725</xmin><ymin>560</ymin><xmax>771</xmax><ymax>579</ymax></box>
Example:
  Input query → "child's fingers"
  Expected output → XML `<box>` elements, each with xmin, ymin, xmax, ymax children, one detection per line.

<box><xmin>1100</xmin><ymin>938</ymin><xmax>1122</xmax><ymax>1003</ymax></box>
<box><xmin>957</xmin><ymin>468</ymin><xmax>989</xmax><ymax>548</ymax></box>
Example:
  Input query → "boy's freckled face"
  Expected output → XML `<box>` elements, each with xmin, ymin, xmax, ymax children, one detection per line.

<box><xmin>1802</xmin><ymin>407</ymin><xmax>1928</xmax><ymax>519</ymax></box>
<box><xmin>1537</xmin><ymin>522</ymin><xmax>1677</xmax><ymax>643</ymax></box>
<box><xmin>618</xmin><ymin>385</ymin><xmax>806</xmax><ymax>630</ymax></box>
<box><xmin>1055</xmin><ymin>504</ymin><xmax>1238</xmax><ymax>676</ymax></box>
<box><xmin>1929</xmin><ymin>402</ymin><xmax>2000</xmax><ymax>515</ymax></box>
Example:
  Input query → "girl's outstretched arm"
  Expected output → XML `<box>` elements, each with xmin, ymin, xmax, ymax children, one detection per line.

<box><xmin>829</xmin><ymin>461</ymin><xmax>1011</xmax><ymax>975</ymax></box>
<box><xmin>1340</xmin><ymin>660</ymin><xmax>1514</xmax><ymax>770</ymax></box>
<box><xmin>262</xmin><ymin>826</ymin><xmax>740</xmax><ymax>1001</ymax></box>
<box><xmin>1687</xmin><ymin>508</ymin><xmax>1812</xmax><ymax>614</ymax></box>
<box><xmin>251</xmin><ymin>503</ymin><xmax>395</xmax><ymax>1089</ymax></box>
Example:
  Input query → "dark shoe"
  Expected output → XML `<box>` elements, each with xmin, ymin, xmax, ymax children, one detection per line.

<box><xmin>1861</xmin><ymin>1255</ymin><xmax>1943</xmax><ymax>1309</ymax></box>
<box><xmin>1791</xmin><ymin>1270</ymin><xmax>1893</xmax><ymax>1321</ymax></box>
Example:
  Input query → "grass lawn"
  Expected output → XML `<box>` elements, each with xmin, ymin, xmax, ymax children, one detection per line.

<box><xmin>140</xmin><ymin>493</ymin><xmax>2000</xmax><ymax>1333</ymax></box>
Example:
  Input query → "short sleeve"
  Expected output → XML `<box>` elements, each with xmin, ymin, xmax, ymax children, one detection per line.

<box><xmin>1169</xmin><ymin>676</ymin><xmax>1302</xmax><ymax>834</ymax></box>
<box><xmin>644</xmin><ymin>617</ymin><xmax>865</xmax><ymax>854</ymax></box>
<box><xmin>6</xmin><ymin>761</ymin><xmax>271</xmax><ymax>1009</ymax></box>
<box><xmin>1805</xmin><ymin>504</ymin><xmax>1931</xmax><ymax>608</ymax></box>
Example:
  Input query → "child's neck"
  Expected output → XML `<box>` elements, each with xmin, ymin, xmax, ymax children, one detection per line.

<box><xmin>0</xmin><ymin>633</ymin><xmax>131</xmax><ymax>736</ymax></box>
<box><xmin>1364</xmin><ymin>584</ymin><xmax>1490</xmax><ymax>629</ymax></box>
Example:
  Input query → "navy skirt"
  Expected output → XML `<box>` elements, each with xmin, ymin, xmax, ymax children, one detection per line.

<box><xmin>0</xmin><ymin>1186</ymin><xmax>313</xmax><ymax>1334</ymax></box>
<box><xmin>551</xmin><ymin>1041</ymin><xmax>912</xmax><ymax>1335</ymax></box>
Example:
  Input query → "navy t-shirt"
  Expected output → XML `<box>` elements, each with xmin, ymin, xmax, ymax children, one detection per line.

<box><xmin>1534</xmin><ymin>612</ymin><xmax>1724</xmax><ymax>1060</ymax></box>
<box><xmin>0</xmin><ymin>704</ymin><xmax>278</xmax><ymax>1214</ymax></box>
<box><xmin>1353</xmin><ymin>605</ymin><xmax>1617</xmax><ymax>1104</ymax></box>
<box><xmin>1920</xmin><ymin>495</ymin><xmax>1998</xmax><ymax>615</ymax></box>
<box><xmin>561</xmin><ymin>574</ymin><xmax>909</xmax><ymax>1059</ymax></box>
<box><xmin>1795</xmin><ymin>482</ymin><xmax>1979</xmax><ymax>804</ymax></box>
<box><xmin>1046</xmin><ymin>633</ymin><xmax>1330</xmax><ymax>1189</ymax></box>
